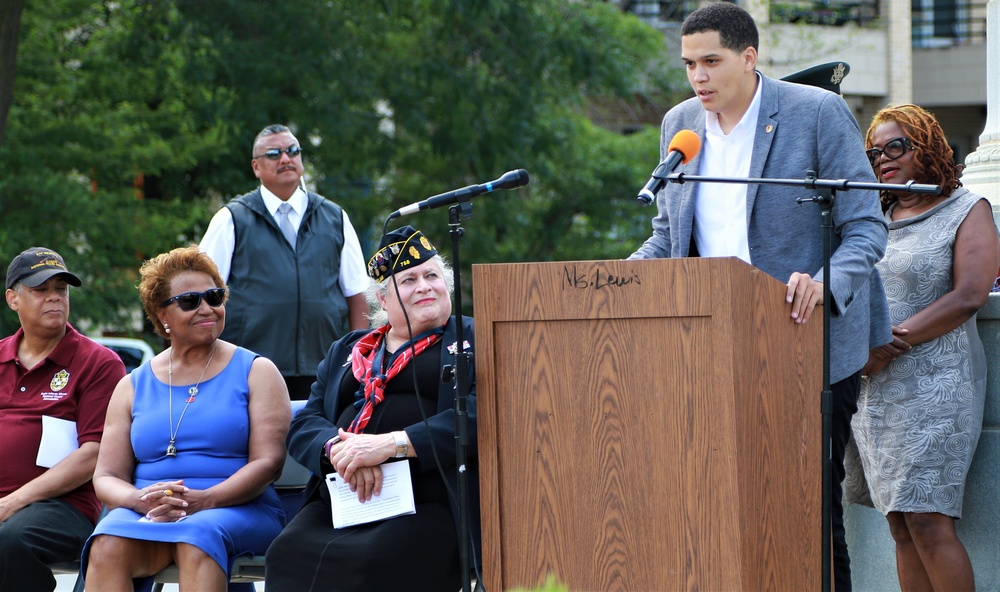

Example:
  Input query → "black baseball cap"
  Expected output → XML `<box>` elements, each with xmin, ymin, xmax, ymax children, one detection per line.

<box><xmin>5</xmin><ymin>247</ymin><xmax>83</xmax><ymax>290</ymax></box>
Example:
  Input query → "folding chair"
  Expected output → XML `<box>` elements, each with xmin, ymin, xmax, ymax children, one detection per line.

<box><xmin>48</xmin><ymin>561</ymin><xmax>86</xmax><ymax>592</ymax></box>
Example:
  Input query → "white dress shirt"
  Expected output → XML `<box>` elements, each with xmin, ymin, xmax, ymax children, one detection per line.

<box><xmin>693</xmin><ymin>74</ymin><xmax>763</xmax><ymax>264</ymax></box>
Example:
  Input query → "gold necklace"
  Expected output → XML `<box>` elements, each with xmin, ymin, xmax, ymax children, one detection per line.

<box><xmin>166</xmin><ymin>344</ymin><xmax>216</xmax><ymax>457</ymax></box>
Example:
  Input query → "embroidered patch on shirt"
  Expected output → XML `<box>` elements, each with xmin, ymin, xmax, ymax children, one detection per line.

<box><xmin>50</xmin><ymin>369</ymin><xmax>69</xmax><ymax>391</ymax></box>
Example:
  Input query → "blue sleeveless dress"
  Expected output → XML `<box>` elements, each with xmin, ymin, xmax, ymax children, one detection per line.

<box><xmin>82</xmin><ymin>347</ymin><xmax>285</xmax><ymax>577</ymax></box>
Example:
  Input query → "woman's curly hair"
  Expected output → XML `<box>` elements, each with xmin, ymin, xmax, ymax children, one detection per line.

<box><xmin>865</xmin><ymin>103</ymin><xmax>963</xmax><ymax>210</ymax></box>
<box><xmin>138</xmin><ymin>245</ymin><xmax>226</xmax><ymax>339</ymax></box>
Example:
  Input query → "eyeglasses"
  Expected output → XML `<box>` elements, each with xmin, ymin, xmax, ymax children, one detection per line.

<box><xmin>253</xmin><ymin>145</ymin><xmax>303</xmax><ymax>160</ymax></box>
<box><xmin>161</xmin><ymin>288</ymin><xmax>227</xmax><ymax>311</ymax></box>
<box><xmin>866</xmin><ymin>137</ymin><xmax>915</xmax><ymax>167</ymax></box>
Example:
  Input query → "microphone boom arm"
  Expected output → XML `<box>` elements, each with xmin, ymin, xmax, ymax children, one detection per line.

<box><xmin>666</xmin><ymin>172</ymin><xmax>941</xmax><ymax>195</ymax></box>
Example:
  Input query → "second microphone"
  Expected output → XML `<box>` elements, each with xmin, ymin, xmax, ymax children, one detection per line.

<box><xmin>389</xmin><ymin>169</ymin><xmax>530</xmax><ymax>219</ymax></box>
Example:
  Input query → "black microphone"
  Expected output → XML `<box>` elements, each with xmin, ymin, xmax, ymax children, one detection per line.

<box><xmin>637</xmin><ymin>130</ymin><xmax>702</xmax><ymax>206</ymax></box>
<box><xmin>389</xmin><ymin>169</ymin><xmax>530</xmax><ymax>219</ymax></box>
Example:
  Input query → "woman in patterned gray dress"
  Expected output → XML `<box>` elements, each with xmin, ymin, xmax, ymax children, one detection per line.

<box><xmin>848</xmin><ymin>104</ymin><xmax>999</xmax><ymax>591</ymax></box>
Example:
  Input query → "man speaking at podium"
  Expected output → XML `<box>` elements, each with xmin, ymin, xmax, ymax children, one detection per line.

<box><xmin>629</xmin><ymin>3</ymin><xmax>888</xmax><ymax>590</ymax></box>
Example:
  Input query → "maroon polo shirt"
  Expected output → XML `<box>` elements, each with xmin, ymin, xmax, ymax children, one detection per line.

<box><xmin>0</xmin><ymin>323</ymin><xmax>125</xmax><ymax>523</ymax></box>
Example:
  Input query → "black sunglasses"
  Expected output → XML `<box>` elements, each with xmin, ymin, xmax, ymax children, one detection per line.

<box><xmin>161</xmin><ymin>288</ymin><xmax>227</xmax><ymax>311</ymax></box>
<box><xmin>253</xmin><ymin>145</ymin><xmax>303</xmax><ymax>160</ymax></box>
<box><xmin>866</xmin><ymin>137</ymin><xmax>915</xmax><ymax>167</ymax></box>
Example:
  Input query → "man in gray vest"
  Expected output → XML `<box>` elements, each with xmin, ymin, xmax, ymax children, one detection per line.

<box><xmin>200</xmin><ymin>124</ymin><xmax>369</xmax><ymax>400</ymax></box>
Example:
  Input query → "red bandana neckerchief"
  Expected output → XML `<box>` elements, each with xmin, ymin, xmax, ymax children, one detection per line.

<box><xmin>348</xmin><ymin>324</ymin><xmax>442</xmax><ymax>433</ymax></box>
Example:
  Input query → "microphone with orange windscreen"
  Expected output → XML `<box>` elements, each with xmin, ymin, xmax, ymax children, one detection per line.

<box><xmin>637</xmin><ymin>130</ymin><xmax>702</xmax><ymax>205</ymax></box>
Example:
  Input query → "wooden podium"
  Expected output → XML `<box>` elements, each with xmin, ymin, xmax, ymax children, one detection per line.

<box><xmin>472</xmin><ymin>258</ymin><xmax>822</xmax><ymax>591</ymax></box>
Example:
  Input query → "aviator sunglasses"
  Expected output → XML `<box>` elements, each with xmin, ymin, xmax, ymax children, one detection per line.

<box><xmin>161</xmin><ymin>288</ymin><xmax>227</xmax><ymax>311</ymax></box>
<box><xmin>866</xmin><ymin>137</ymin><xmax>915</xmax><ymax>167</ymax></box>
<box><xmin>253</xmin><ymin>145</ymin><xmax>303</xmax><ymax>160</ymax></box>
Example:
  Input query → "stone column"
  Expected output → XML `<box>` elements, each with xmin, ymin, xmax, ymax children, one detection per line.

<box><xmin>962</xmin><ymin>0</ymin><xmax>1000</xmax><ymax>211</ymax></box>
<box><xmin>885</xmin><ymin>0</ymin><xmax>913</xmax><ymax>105</ymax></box>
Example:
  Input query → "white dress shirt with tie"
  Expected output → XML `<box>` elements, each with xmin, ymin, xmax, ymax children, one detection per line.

<box><xmin>199</xmin><ymin>185</ymin><xmax>368</xmax><ymax>297</ymax></box>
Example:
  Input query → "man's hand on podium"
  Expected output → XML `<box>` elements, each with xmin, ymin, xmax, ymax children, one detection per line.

<box><xmin>787</xmin><ymin>272</ymin><xmax>824</xmax><ymax>324</ymax></box>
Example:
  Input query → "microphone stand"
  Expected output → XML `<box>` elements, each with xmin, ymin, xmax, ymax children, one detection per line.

<box><xmin>393</xmin><ymin>172</ymin><xmax>527</xmax><ymax>592</ymax></box>
<box><xmin>446</xmin><ymin>200</ymin><xmax>475</xmax><ymax>592</ymax></box>
<box><xmin>663</xmin><ymin>170</ymin><xmax>940</xmax><ymax>592</ymax></box>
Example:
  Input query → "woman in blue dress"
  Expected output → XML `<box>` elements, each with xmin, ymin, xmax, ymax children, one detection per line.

<box><xmin>83</xmin><ymin>246</ymin><xmax>290</xmax><ymax>591</ymax></box>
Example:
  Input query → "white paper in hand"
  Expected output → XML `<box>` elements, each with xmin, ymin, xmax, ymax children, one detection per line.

<box><xmin>36</xmin><ymin>415</ymin><xmax>79</xmax><ymax>468</ymax></box>
<box><xmin>326</xmin><ymin>460</ymin><xmax>416</xmax><ymax>529</ymax></box>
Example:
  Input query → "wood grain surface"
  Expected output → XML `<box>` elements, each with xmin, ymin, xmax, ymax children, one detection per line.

<box><xmin>473</xmin><ymin>258</ymin><xmax>822</xmax><ymax>591</ymax></box>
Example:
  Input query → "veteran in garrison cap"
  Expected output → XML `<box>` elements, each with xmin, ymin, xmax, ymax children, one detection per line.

<box><xmin>780</xmin><ymin>61</ymin><xmax>850</xmax><ymax>95</ymax></box>
<box><xmin>265</xmin><ymin>223</ymin><xmax>482</xmax><ymax>590</ymax></box>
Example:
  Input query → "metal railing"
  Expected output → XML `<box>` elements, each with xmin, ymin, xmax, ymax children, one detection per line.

<box><xmin>641</xmin><ymin>0</ymin><xmax>987</xmax><ymax>47</ymax></box>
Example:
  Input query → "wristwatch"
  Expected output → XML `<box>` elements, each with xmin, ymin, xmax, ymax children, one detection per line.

<box><xmin>392</xmin><ymin>431</ymin><xmax>408</xmax><ymax>458</ymax></box>
<box><xmin>323</xmin><ymin>436</ymin><xmax>341</xmax><ymax>461</ymax></box>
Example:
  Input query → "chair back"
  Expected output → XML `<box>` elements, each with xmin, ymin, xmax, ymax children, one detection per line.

<box><xmin>275</xmin><ymin>400</ymin><xmax>312</xmax><ymax>489</ymax></box>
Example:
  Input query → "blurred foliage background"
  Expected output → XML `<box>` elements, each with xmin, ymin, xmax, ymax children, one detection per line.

<box><xmin>0</xmin><ymin>0</ymin><xmax>688</xmax><ymax>340</ymax></box>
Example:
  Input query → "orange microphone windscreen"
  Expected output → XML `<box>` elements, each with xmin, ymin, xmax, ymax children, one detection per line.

<box><xmin>667</xmin><ymin>130</ymin><xmax>702</xmax><ymax>164</ymax></box>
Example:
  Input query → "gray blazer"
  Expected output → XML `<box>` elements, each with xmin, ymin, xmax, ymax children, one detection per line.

<box><xmin>631</xmin><ymin>73</ymin><xmax>890</xmax><ymax>382</ymax></box>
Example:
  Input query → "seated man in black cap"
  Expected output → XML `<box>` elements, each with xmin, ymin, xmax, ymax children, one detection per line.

<box><xmin>0</xmin><ymin>247</ymin><xmax>125</xmax><ymax>592</ymax></box>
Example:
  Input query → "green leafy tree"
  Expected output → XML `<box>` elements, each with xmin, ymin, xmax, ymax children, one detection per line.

<box><xmin>0</xmin><ymin>1</ymin><xmax>221</xmax><ymax>336</ymax></box>
<box><xmin>1</xmin><ymin>0</ymin><xmax>681</xmax><ymax>336</ymax></box>
<box><xmin>0</xmin><ymin>0</ymin><xmax>26</xmax><ymax>145</ymax></box>
<box><xmin>370</xmin><ymin>1</ymin><xmax>670</xmax><ymax>266</ymax></box>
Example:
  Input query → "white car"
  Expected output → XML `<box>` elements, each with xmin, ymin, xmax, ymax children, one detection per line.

<box><xmin>92</xmin><ymin>336</ymin><xmax>156</xmax><ymax>373</ymax></box>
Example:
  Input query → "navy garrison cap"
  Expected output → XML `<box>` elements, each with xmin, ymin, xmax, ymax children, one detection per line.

<box><xmin>780</xmin><ymin>62</ymin><xmax>850</xmax><ymax>95</ymax></box>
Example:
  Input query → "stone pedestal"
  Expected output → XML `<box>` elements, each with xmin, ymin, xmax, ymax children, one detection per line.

<box><xmin>963</xmin><ymin>0</ymin><xmax>1000</xmax><ymax>212</ymax></box>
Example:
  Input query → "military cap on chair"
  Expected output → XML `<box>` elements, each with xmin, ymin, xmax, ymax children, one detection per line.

<box><xmin>780</xmin><ymin>62</ymin><xmax>850</xmax><ymax>95</ymax></box>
